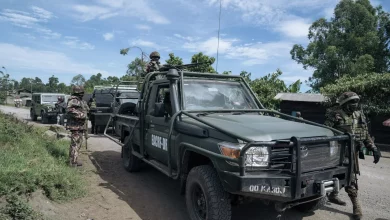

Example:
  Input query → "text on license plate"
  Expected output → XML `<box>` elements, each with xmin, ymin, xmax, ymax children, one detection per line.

<box><xmin>249</xmin><ymin>185</ymin><xmax>286</xmax><ymax>194</ymax></box>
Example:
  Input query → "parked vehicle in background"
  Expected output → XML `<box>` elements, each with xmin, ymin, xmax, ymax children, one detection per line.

<box><xmin>88</xmin><ymin>86</ymin><xmax>116</xmax><ymax>134</ymax></box>
<box><xmin>30</xmin><ymin>93</ymin><xmax>66</xmax><ymax>124</ymax></box>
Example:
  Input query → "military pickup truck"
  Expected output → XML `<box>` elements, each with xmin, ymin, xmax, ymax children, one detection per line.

<box><xmin>104</xmin><ymin>67</ymin><xmax>354</xmax><ymax>220</ymax></box>
<box><xmin>30</xmin><ymin>93</ymin><xmax>66</xmax><ymax>124</ymax></box>
<box><xmin>88</xmin><ymin>86</ymin><xmax>116</xmax><ymax>134</ymax></box>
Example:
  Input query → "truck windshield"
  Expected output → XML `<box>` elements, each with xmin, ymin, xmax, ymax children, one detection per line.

<box><xmin>182</xmin><ymin>79</ymin><xmax>258</xmax><ymax>110</ymax></box>
<box><xmin>42</xmin><ymin>95</ymin><xmax>62</xmax><ymax>103</ymax></box>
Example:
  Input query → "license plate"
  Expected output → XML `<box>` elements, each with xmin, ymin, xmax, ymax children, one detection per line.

<box><xmin>246</xmin><ymin>185</ymin><xmax>288</xmax><ymax>196</ymax></box>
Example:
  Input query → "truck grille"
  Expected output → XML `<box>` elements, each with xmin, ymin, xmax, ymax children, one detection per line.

<box><xmin>299</xmin><ymin>143</ymin><xmax>340</xmax><ymax>172</ymax></box>
<box><xmin>270</xmin><ymin>142</ymin><xmax>341</xmax><ymax>173</ymax></box>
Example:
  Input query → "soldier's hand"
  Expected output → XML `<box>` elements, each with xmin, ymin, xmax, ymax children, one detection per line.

<box><xmin>372</xmin><ymin>147</ymin><xmax>381</xmax><ymax>164</ymax></box>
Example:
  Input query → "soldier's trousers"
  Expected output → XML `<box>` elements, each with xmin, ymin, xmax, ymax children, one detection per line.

<box><xmin>69</xmin><ymin>130</ymin><xmax>84</xmax><ymax>164</ymax></box>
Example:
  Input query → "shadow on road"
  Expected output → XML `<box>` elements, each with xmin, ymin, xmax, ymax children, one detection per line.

<box><xmin>89</xmin><ymin>150</ymin><xmax>320</xmax><ymax>220</ymax></box>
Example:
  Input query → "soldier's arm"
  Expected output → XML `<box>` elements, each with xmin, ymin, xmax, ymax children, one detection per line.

<box><xmin>361</xmin><ymin>113</ymin><xmax>375</xmax><ymax>150</ymax></box>
<box><xmin>66</xmin><ymin>99</ymin><xmax>86</xmax><ymax>120</ymax></box>
<box><xmin>324</xmin><ymin>110</ymin><xmax>340</xmax><ymax>128</ymax></box>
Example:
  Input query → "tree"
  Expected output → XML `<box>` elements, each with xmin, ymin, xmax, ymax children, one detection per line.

<box><xmin>127</xmin><ymin>57</ymin><xmax>146</xmax><ymax>76</ymax></box>
<box><xmin>240</xmin><ymin>71</ymin><xmax>251</xmax><ymax>82</ymax></box>
<box><xmin>188</xmin><ymin>52</ymin><xmax>216</xmax><ymax>73</ymax></box>
<box><xmin>290</xmin><ymin>0</ymin><xmax>390</xmax><ymax>91</ymax></box>
<box><xmin>249</xmin><ymin>69</ymin><xmax>301</xmax><ymax>110</ymax></box>
<box><xmin>57</xmin><ymin>83</ymin><xmax>70</xmax><ymax>94</ymax></box>
<box><xmin>221</xmin><ymin>71</ymin><xmax>231</xmax><ymax>75</ymax></box>
<box><xmin>71</xmin><ymin>74</ymin><xmax>86</xmax><ymax>86</ymax></box>
<box><xmin>320</xmin><ymin>73</ymin><xmax>390</xmax><ymax>114</ymax></box>
<box><xmin>47</xmin><ymin>75</ymin><xmax>59</xmax><ymax>92</ymax></box>
<box><xmin>165</xmin><ymin>53</ymin><xmax>183</xmax><ymax>66</ymax></box>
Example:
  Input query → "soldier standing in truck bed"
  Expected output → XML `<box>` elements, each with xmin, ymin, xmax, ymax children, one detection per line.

<box><xmin>324</xmin><ymin>91</ymin><xmax>381</xmax><ymax>220</ymax></box>
<box><xmin>144</xmin><ymin>51</ymin><xmax>161</xmax><ymax>74</ymax></box>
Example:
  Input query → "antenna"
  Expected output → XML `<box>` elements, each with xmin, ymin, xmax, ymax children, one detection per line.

<box><xmin>216</xmin><ymin>0</ymin><xmax>222</xmax><ymax>73</ymax></box>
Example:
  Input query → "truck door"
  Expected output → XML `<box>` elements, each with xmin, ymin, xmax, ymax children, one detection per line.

<box><xmin>144</xmin><ymin>82</ymin><xmax>172</xmax><ymax>165</ymax></box>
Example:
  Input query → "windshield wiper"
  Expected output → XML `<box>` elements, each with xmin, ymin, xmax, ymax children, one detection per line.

<box><xmin>196</xmin><ymin>112</ymin><xmax>212</xmax><ymax>117</ymax></box>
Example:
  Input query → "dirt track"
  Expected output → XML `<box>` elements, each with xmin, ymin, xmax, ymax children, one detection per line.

<box><xmin>1</xmin><ymin>105</ymin><xmax>389</xmax><ymax>220</ymax></box>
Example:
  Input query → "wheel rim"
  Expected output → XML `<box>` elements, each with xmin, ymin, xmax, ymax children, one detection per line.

<box><xmin>191</xmin><ymin>183</ymin><xmax>207</xmax><ymax>220</ymax></box>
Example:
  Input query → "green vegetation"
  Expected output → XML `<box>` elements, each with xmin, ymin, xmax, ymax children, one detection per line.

<box><xmin>0</xmin><ymin>112</ymin><xmax>85</xmax><ymax>219</ymax></box>
<box><xmin>291</xmin><ymin>0</ymin><xmax>390</xmax><ymax>91</ymax></box>
<box><xmin>321</xmin><ymin>73</ymin><xmax>390</xmax><ymax>114</ymax></box>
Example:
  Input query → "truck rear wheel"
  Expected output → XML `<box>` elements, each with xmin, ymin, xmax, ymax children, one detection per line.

<box><xmin>294</xmin><ymin>196</ymin><xmax>326</xmax><ymax>213</ymax></box>
<box><xmin>122</xmin><ymin>136</ymin><xmax>141</xmax><ymax>172</ymax></box>
<box><xmin>185</xmin><ymin>165</ymin><xmax>231</xmax><ymax>220</ymax></box>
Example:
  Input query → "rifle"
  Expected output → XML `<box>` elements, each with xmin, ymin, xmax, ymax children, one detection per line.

<box><xmin>158</xmin><ymin>62</ymin><xmax>213</xmax><ymax>71</ymax></box>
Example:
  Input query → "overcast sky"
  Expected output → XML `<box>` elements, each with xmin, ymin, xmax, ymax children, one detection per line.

<box><xmin>0</xmin><ymin>0</ymin><xmax>388</xmax><ymax>92</ymax></box>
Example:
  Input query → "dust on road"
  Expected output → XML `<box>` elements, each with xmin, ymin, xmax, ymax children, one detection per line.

<box><xmin>1</xmin><ymin>105</ymin><xmax>389</xmax><ymax>220</ymax></box>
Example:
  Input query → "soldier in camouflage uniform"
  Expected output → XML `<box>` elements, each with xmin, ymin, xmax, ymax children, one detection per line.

<box><xmin>324</xmin><ymin>92</ymin><xmax>381</xmax><ymax>220</ymax></box>
<box><xmin>66</xmin><ymin>86</ymin><xmax>89</xmax><ymax>167</ymax></box>
<box><xmin>144</xmin><ymin>51</ymin><xmax>161</xmax><ymax>73</ymax></box>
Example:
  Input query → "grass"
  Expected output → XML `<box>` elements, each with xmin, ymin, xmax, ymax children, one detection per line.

<box><xmin>0</xmin><ymin>112</ymin><xmax>86</xmax><ymax>219</ymax></box>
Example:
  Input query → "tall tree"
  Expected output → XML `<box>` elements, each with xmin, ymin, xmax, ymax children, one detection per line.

<box><xmin>127</xmin><ymin>57</ymin><xmax>146</xmax><ymax>76</ymax></box>
<box><xmin>47</xmin><ymin>75</ymin><xmax>59</xmax><ymax>92</ymax></box>
<box><xmin>290</xmin><ymin>0</ymin><xmax>390</xmax><ymax>91</ymax></box>
<box><xmin>165</xmin><ymin>53</ymin><xmax>183</xmax><ymax>66</ymax></box>
<box><xmin>249</xmin><ymin>69</ymin><xmax>301</xmax><ymax>110</ymax></box>
<box><xmin>71</xmin><ymin>74</ymin><xmax>86</xmax><ymax>86</ymax></box>
<box><xmin>188</xmin><ymin>52</ymin><xmax>216</xmax><ymax>73</ymax></box>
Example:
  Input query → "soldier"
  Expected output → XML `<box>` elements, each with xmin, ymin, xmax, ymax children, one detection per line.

<box><xmin>296</xmin><ymin>111</ymin><xmax>303</xmax><ymax>119</ymax></box>
<box><xmin>56</xmin><ymin>96</ymin><xmax>67</xmax><ymax>125</ymax></box>
<box><xmin>324</xmin><ymin>91</ymin><xmax>381</xmax><ymax>220</ymax></box>
<box><xmin>144</xmin><ymin>51</ymin><xmax>161</xmax><ymax>73</ymax></box>
<box><xmin>66</xmin><ymin>86</ymin><xmax>89</xmax><ymax>167</ymax></box>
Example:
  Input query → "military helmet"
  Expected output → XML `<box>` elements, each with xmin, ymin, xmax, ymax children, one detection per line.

<box><xmin>150</xmin><ymin>51</ymin><xmax>160</xmax><ymax>59</ymax></box>
<box><xmin>72</xmin><ymin>85</ymin><xmax>85</xmax><ymax>95</ymax></box>
<box><xmin>338</xmin><ymin>91</ymin><xmax>360</xmax><ymax>106</ymax></box>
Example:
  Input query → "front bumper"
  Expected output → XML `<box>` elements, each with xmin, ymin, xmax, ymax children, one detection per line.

<box><xmin>219</xmin><ymin>166</ymin><xmax>347</xmax><ymax>202</ymax></box>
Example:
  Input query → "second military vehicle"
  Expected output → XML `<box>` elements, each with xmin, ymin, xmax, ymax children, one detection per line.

<box><xmin>104</xmin><ymin>67</ymin><xmax>354</xmax><ymax>220</ymax></box>
<box><xmin>30</xmin><ymin>93</ymin><xmax>66</xmax><ymax>124</ymax></box>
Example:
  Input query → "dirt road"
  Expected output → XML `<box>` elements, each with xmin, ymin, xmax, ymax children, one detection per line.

<box><xmin>1</xmin><ymin>105</ymin><xmax>389</xmax><ymax>220</ymax></box>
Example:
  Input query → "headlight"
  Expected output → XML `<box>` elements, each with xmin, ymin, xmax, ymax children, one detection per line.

<box><xmin>218</xmin><ymin>142</ymin><xmax>270</xmax><ymax>167</ymax></box>
<box><xmin>330</xmin><ymin>141</ymin><xmax>341</xmax><ymax>156</ymax></box>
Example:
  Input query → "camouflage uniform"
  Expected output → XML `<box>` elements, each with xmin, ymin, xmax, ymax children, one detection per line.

<box><xmin>144</xmin><ymin>51</ymin><xmax>161</xmax><ymax>73</ymax></box>
<box><xmin>66</xmin><ymin>86</ymin><xmax>89</xmax><ymax>167</ymax></box>
<box><xmin>324</xmin><ymin>92</ymin><xmax>381</xmax><ymax>220</ymax></box>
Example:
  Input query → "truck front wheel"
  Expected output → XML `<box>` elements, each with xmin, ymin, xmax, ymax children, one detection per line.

<box><xmin>122</xmin><ymin>136</ymin><xmax>141</xmax><ymax>172</ymax></box>
<box><xmin>294</xmin><ymin>196</ymin><xmax>326</xmax><ymax>213</ymax></box>
<box><xmin>185</xmin><ymin>165</ymin><xmax>231</xmax><ymax>220</ymax></box>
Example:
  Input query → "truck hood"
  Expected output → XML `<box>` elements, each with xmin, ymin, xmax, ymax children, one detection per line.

<box><xmin>186</xmin><ymin>114</ymin><xmax>334</xmax><ymax>141</ymax></box>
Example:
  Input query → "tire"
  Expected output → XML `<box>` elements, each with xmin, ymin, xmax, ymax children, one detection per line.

<box><xmin>30</xmin><ymin>110</ymin><xmax>37</xmax><ymax>121</ymax></box>
<box><xmin>122</xmin><ymin>136</ymin><xmax>141</xmax><ymax>172</ymax></box>
<box><xmin>41</xmin><ymin>112</ymin><xmax>48</xmax><ymax>124</ymax></box>
<box><xmin>185</xmin><ymin>165</ymin><xmax>231</xmax><ymax>220</ymax></box>
<box><xmin>295</xmin><ymin>196</ymin><xmax>326</xmax><ymax>213</ymax></box>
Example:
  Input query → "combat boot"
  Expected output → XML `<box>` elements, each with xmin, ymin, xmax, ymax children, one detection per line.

<box><xmin>350</xmin><ymin>195</ymin><xmax>363</xmax><ymax>220</ymax></box>
<box><xmin>328</xmin><ymin>192</ymin><xmax>347</xmax><ymax>206</ymax></box>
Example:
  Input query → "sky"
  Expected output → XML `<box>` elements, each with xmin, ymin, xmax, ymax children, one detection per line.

<box><xmin>0</xmin><ymin>0</ymin><xmax>389</xmax><ymax>92</ymax></box>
